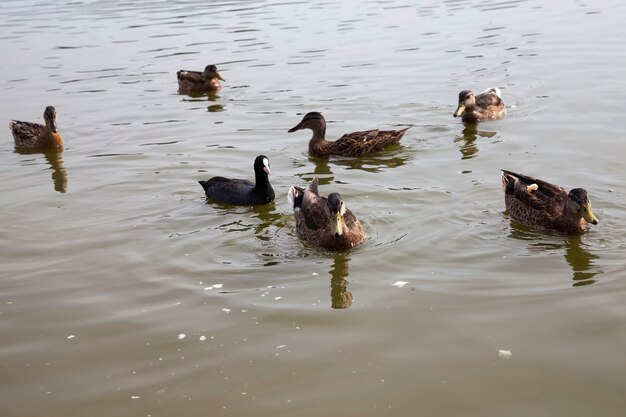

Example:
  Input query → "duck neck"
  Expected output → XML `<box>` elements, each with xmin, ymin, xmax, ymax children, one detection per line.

<box><xmin>308</xmin><ymin>120</ymin><xmax>326</xmax><ymax>142</ymax></box>
<box><xmin>308</xmin><ymin>122</ymin><xmax>329</xmax><ymax>154</ymax></box>
<box><xmin>209</xmin><ymin>79</ymin><xmax>221</xmax><ymax>90</ymax></box>
<box><xmin>461</xmin><ymin>110</ymin><xmax>480</xmax><ymax>123</ymax></box>
<box><xmin>254</xmin><ymin>170</ymin><xmax>270</xmax><ymax>190</ymax></box>
<box><xmin>555</xmin><ymin>210</ymin><xmax>586</xmax><ymax>232</ymax></box>
<box><xmin>44</xmin><ymin>118</ymin><xmax>63</xmax><ymax>147</ymax></box>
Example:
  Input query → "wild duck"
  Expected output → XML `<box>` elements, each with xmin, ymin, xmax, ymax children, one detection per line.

<box><xmin>288</xmin><ymin>178</ymin><xmax>366</xmax><ymax>250</ymax></box>
<box><xmin>177</xmin><ymin>64</ymin><xmax>225</xmax><ymax>92</ymax></box>
<box><xmin>199</xmin><ymin>155</ymin><xmax>274</xmax><ymax>205</ymax></box>
<box><xmin>9</xmin><ymin>106</ymin><xmax>63</xmax><ymax>149</ymax></box>
<box><xmin>453</xmin><ymin>87</ymin><xmax>506</xmax><ymax>123</ymax></box>
<box><xmin>288</xmin><ymin>112</ymin><xmax>410</xmax><ymax>157</ymax></box>
<box><xmin>501</xmin><ymin>169</ymin><xmax>598</xmax><ymax>234</ymax></box>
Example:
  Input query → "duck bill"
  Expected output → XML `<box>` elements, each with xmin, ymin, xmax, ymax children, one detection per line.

<box><xmin>581</xmin><ymin>203</ymin><xmax>599</xmax><ymax>225</ymax></box>
<box><xmin>263</xmin><ymin>166</ymin><xmax>271</xmax><ymax>175</ymax></box>
<box><xmin>453</xmin><ymin>104</ymin><xmax>465</xmax><ymax>117</ymax></box>
<box><xmin>50</xmin><ymin>119</ymin><xmax>58</xmax><ymax>133</ymax></box>
<box><xmin>216</xmin><ymin>72</ymin><xmax>225</xmax><ymax>81</ymax></box>
<box><xmin>330</xmin><ymin>213</ymin><xmax>344</xmax><ymax>238</ymax></box>
<box><xmin>288</xmin><ymin>122</ymin><xmax>303</xmax><ymax>133</ymax></box>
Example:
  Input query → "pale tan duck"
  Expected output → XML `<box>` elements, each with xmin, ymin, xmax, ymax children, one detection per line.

<box><xmin>453</xmin><ymin>87</ymin><xmax>506</xmax><ymax>123</ymax></box>
<box><xmin>177</xmin><ymin>64</ymin><xmax>225</xmax><ymax>92</ymax></box>
<box><xmin>501</xmin><ymin>170</ymin><xmax>599</xmax><ymax>234</ymax></box>
<box><xmin>288</xmin><ymin>178</ymin><xmax>366</xmax><ymax>251</ymax></box>
<box><xmin>9</xmin><ymin>106</ymin><xmax>63</xmax><ymax>149</ymax></box>
<box><xmin>288</xmin><ymin>112</ymin><xmax>411</xmax><ymax>157</ymax></box>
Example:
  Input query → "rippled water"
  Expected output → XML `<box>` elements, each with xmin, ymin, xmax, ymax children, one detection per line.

<box><xmin>2</xmin><ymin>0</ymin><xmax>626</xmax><ymax>416</ymax></box>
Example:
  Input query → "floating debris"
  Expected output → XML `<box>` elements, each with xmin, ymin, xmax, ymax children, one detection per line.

<box><xmin>204</xmin><ymin>283</ymin><xmax>224</xmax><ymax>291</ymax></box>
<box><xmin>498</xmin><ymin>349</ymin><xmax>512</xmax><ymax>358</ymax></box>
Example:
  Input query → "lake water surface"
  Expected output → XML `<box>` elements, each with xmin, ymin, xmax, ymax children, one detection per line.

<box><xmin>1</xmin><ymin>1</ymin><xmax>626</xmax><ymax>416</ymax></box>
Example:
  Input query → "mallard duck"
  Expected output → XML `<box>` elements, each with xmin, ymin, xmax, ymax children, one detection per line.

<box><xmin>199</xmin><ymin>155</ymin><xmax>274</xmax><ymax>205</ymax></box>
<box><xmin>501</xmin><ymin>170</ymin><xmax>599</xmax><ymax>234</ymax></box>
<box><xmin>177</xmin><ymin>64</ymin><xmax>225</xmax><ymax>92</ymax></box>
<box><xmin>9</xmin><ymin>106</ymin><xmax>63</xmax><ymax>149</ymax></box>
<box><xmin>453</xmin><ymin>87</ymin><xmax>506</xmax><ymax>123</ymax></box>
<box><xmin>288</xmin><ymin>178</ymin><xmax>366</xmax><ymax>250</ymax></box>
<box><xmin>288</xmin><ymin>112</ymin><xmax>411</xmax><ymax>157</ymax></box>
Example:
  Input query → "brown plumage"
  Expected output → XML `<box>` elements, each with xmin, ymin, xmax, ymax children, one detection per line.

<box><xmin>501</xmin><ymin>170</ymin><xmax>599</xmax><ymax>234</ymax></box>
<box><xmin>9</xmin><ymin>106</ymin><xmax>63</xmax><ymax>149</ymax></box>
<box><xmin>288</xmin><ymin>178</ymin><xmax>366</xmax><ymax>251</ymax></box>
<box><xmin>454</xmin><ymin>87</ymin><xmax>506</xmax><ymax>123</ymax></box>
<box><xmin>177</xmin><ymin>64</ymin><xmax>225</xmax><ymax>92</ymax></box>
<box><xmin>288</xmin><ymin>112</ymin><xmax>410</xmax><ymax>157</ymax></box>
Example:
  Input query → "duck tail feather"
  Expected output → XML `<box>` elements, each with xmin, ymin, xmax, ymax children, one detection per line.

<box><xmin>288</xmin><ymin>185</ymin><xmax>304</xmax><ymax>209</ymax></box>
<box><xmin>308</xmin><ymin>177</ymin><xmax>320</xmax><ymax>196</ymax></box>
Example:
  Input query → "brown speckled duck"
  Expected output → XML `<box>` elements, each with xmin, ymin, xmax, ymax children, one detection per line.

<box><xmin>453</xmin><ymin>87</ymin><xmax>506</xmax><ymax>123</ymax></box>
<box><xmin>501</xmin><ymin>170</ymin><xmax>599</xmax><ymax>234</ymax></box>
<box><xmin>288</xmin><ymin>178</ymin><xmax>366</xmax><ymax>250</ymax></box>
<box><xmin>9</xmin><ymin>106</ymin><xmax>63</xmax><ymax>149</ymax></box>
<box><xmin>288</xmin><ymin>112</ymin><xmax>410</xmax><ymax>157</ymax></box>
<box><xmin>177</xmin><ymin>64</ymin><xmax>225</xmax><ymax>92</ymax></box>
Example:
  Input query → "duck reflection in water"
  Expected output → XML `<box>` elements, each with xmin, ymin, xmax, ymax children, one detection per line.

<box><xmin>206</xmin><ymin>91</ymin><xmax>225</xmax><ymax>112</ymax></box>
<box><xmin>178</xmin><ymin>88</ymin><xmax>225</xmax><ymax>113</ymax></box>
<box><xmin>332</xmin><ymin>151</ymin><xmax>409</xmax><ymax>173</ymax></box>
<box><xmin>295</xmin><ymin>156</ymin><xmax>334</xmax><ymax>187</ymax></box>
<box><xmin>183</xmin><ymin>94</ymin><xmax>226</xmax><ymax>113</ymax></box>
<box><xmin>454</xmin><ymin>124</ymin><xmax>497</xmax><ymax>160</ymax></box>
<box><xmin>565</xmin><ymin>235</ymin><xmax>601</xmax><ymax>287</ymax></box>
<box><xmin>16</xmin><ymin>148</ymin><xmax>68</xmax><ymax>193</ymax></box>
<box><xmin>299</xmin><ymin>151</ymin><xmax>409</xmax><ymax>186</ymax></box>
<box><xmin>507</xmin><ymin>222</ymin><xmax>602</xmax><ymax>287</ymax></box>
<box><xmin>250</xmin><ymin>202</ymin><xmax>284</xmax><ymax>242</ymax></box>
<box><xmin>329</xmin><ymin>253</ymin><xmax>353</xmax><ymax>309</ymax></box>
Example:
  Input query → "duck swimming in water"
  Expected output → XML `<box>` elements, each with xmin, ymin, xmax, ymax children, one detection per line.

<box><xmin>9</xmin><ymin>106</ymin><xmax>63</xmax><ymax>149</ymax></box>
<box><xmin>288</xmin><ymin>112</ymin><xmax>410</xmax><ymax>157</ymax></box>
<box><xmin>177</xmin><ymin>64</ymin><xmax>225</xmax><ymax>92</ymax></box>
<box><xmin>199</xmin><ymin>155</ymin><xmax>274</xmax><ymax>205</ymax></box>
<box><xmin>453</xmin><ymin>87</ymin><xmax>506</xmax><ymax>123</ymax></box>
<box><xmin>288</xmin><ymin>178</ymin><xmax>366</xmax><ymax>250</ymax></box>
<box><xmin>501</xmin><ymin>169</ymin><xmax>599</xmax><ymax>234</ymax></box>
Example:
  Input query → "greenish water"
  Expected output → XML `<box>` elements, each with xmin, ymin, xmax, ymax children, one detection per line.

<box><xmin>1</xmin><ymin>1</ymin><xmax>625</xmax><ymax>416</ymax></box>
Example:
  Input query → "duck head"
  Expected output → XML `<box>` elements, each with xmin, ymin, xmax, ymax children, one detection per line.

<box><xmin>326</xmin><ymin>193</ymin><xmax>346</xmax><ymax>238</ymax></box>
<box><xmin>288</xmin><ymin>112</ymin><xmax>327</xmax><ymax>136</ymax></box>
<box><xmin>453</xmin><ymin>90</ymin><xmax>475</xmax><ymax>118</ymax></box>
<box><xmin>204</xmin><ymin>65</ymin><xmax>225</xmax><ymax>81</ymax></box>
<box><xmin>254</xmin><ymin>154</ymin><xmax>271</xmax><ymax>176</ymax></box>
<box><xmin>44</xmin><ymin>106</ymin><xmax>58</xmax><ymax>133</ymax></box>
<box><xmin>566</xmin><ymin>188</ymin><xmax>598</xmax><ymax>225</ymax></box>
